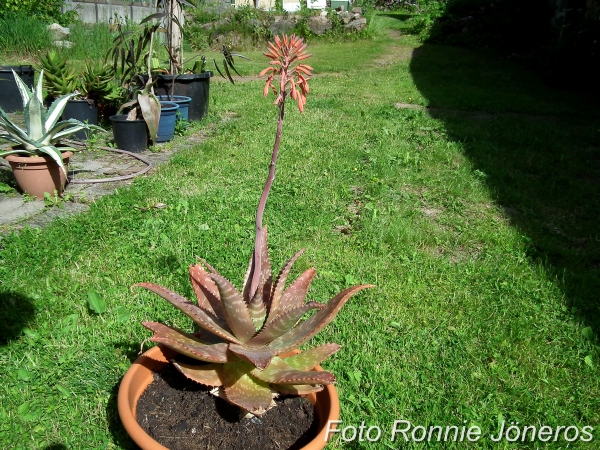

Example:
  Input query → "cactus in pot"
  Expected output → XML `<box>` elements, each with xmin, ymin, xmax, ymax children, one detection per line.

<box><xmin>135</xmin><ymin>35</ymin><xmax>374</xmax><ymax>416</ymax></box>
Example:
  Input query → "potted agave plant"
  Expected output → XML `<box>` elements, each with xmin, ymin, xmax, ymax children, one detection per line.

<box><xmin>118</xmin><ymin>35</ymin><xmax>374</xmax><ymax>449</ymax></box>
<box><xmin>0</xmin><ymin>70</ymin><xmax>103</xmax><ymax>199</ymax></box>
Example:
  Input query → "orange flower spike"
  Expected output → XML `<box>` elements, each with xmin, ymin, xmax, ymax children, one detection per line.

<box><xmin>295</xmin><ymin>66</ymin><xmax>312</xmax><ymax>77</ymax></box>
<box><xmin>259</xmin><ymin>67</ymin><xmax>274</xmax><ymax>77</ymax></box>
<box><xmin>296</xmin><ymin>43</ymin><xmax>308</xmax><ymax>53</ymax></box>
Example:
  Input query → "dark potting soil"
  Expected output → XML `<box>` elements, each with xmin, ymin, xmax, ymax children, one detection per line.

<box><xmin>136</xmin><ymin>362</ymin><xmax>319</xmax><ymax>450</ymax></box>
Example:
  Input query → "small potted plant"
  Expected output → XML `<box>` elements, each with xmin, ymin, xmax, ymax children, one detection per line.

<box><xmin>118</xmin><ymin>35</ymin><xmax>374</xmax><ymax>449</ymax></box>
<box><xmin>107</xmin><ymin>21</ymin><xmax>162</xmax><ymax>152</ymax></box>
<box><xmin>39</xmin><ymin>51</ymin><xmax>120</xmax><ymax>140</ymax></box>
<box><xmin>0</xmin><ymin>71</ymin><xmax>103</xmax><ymax>199</ymax></box>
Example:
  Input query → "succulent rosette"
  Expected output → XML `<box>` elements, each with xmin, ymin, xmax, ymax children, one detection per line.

<box><xmin>136</xmin><ymin>35</ymin><xmax>374</xmax><ymax>415</ymax></box>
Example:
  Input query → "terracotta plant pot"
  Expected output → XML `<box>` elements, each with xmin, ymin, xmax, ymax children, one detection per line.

<box><xmin>118</xmin><ymin>345</ymin><xmax>340</xmax><ymax>450</ymax></box>
<box><xmin>4</xmin><ymin>151</ymin><xmax>73</xmax><ymax>199</ymax></box>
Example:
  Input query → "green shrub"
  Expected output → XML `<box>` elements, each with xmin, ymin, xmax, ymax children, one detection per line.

<box><xmin>0</xmin><ymin>0</ymin><xmax>77</xmax><ymax>26</ymax></box>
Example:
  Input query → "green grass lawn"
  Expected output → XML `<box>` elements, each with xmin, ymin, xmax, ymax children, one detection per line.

<box><xmin>1</xmin><ymin>12</ymin><xmax>599</xmax><ymax>449</ymax></box>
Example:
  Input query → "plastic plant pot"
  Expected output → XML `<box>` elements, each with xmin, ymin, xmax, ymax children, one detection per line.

<box><xmin>157</xmin><ymin>102</ymin><xmax>179</xmax><ymax>143</ymax></box>
<box><xmin>109</xmin><ymin>115</ymin><xmax>149</xmax><ymax>153</ymax></box>
<box><xmin>0</xmin><ymin>65</ymin><xmax>34</xmax><ymax>112</ymax></box>
<box><xmin>156</xmin><ymin>72</ymin><xmax>212</xmax><ymax>121</ymax></box>
<box><xmin>156</xmin><ymin>95</ymin><xmax>191</xmax><ymax>123</ymax></box>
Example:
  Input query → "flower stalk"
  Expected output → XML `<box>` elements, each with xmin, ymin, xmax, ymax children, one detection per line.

<box><xmin>250</xmin><ymin>35</ymin><xmax>313</xmax><ymax>299</ymax></box>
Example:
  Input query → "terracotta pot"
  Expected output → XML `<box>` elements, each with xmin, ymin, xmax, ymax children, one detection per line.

<box><xmin>4</xmin><ymin>151</ymin><xmax>73</xmax><ymax>200</ymax></box>
<box><xmin>118</xmin><ymin>345</ymin><xmax>340</xmax><ymax>450</ymax></box>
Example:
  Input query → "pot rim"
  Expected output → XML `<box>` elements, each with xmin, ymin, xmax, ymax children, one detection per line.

<box><xmin>0</xmin><ymin>64</ymin><xmax>34</xmax><ymax>74</ymax></box>
<box><xmin>158</xmin><ymin>71</ymin><xmax>214</xmax><ymax>81</ymax></box>
<box><xmin>4</xmin><ymin>151</ymin><xmax>73</xmax><ymax>164</ymax></box>
<box><xmin>159</xmin><ymin>102</ymin><xmax>180</xmax><ymax>111</ymax></box>
<box><xmin>156</xmin><ymin>95</ymin><xmax>192</xmax><ymax>103</ymax></box>
<box><xmin>118</xmin><ymin>344</ymin><xmax>340</xmax><ymax>450</ymax></box>
<box><xmin>109</xmin><ymin>114</ymin><xmax>146</xmax><ymax>124</ymax></box>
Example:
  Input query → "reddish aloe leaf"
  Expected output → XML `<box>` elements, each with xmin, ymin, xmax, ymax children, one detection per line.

<box><xmin>228</xmin><ymin>343</ymin><xmax>277</xmax><ymax>370</ymax></box>
<box><xmin>271</xmin><ymin>383</ymin><xmax>324</xmax><ymax>395</ymax></box>
<box><xmin>269</xmin><ymin>285</ymin><xmax>375</xmax><ymax>353</ymax></box>
<box><xmin>243</xmin><ymin>225</ymin><xmax>271</xmax><ymax>303</ymax></box>
<box><xmin>173</xmin><ymin>361</ymin><xmax>223</xmax><ymax>387</ymax></box>
<box><xmin>248</xmin><ymin>282</ymin><xmax>267</xmax><ymax>330</ymax></box>
<box><xmin>142</xmin><ymin>322</ymin><xmax>232</xmax><ymax>363</ymax></box>
<box><xmin>282</xmin><ymin>343</ymin><xmax>341</xmax><ymax>371</ymax></box>
<box><xmin>278</xmin><ymin>267</ymin><xmax>316</xmax><ymax>310</ymax></box>
<box><xmin>134</xmin><ymin>283</ymin><xmax>240</xmax><ymax>344</ymax></box>
<box><xmin>247</xmin><ymin>302</ymin><xmax>325</xmax><ymax>346</ymax></box>
<box><xmin>189</xmin><ymin>264</ymin><xmax>226</xmax><ymax>320</ymax></box>
<box><xmin>266</xmin><ymin>249</ymin><xmax>305</xmax><ymax>324</ymax></box>
<box><xmin>241</xmin><ymin>253</ymin><xmax>254</xmax><ymax>301</ymax></box>
<box><xmin>250</xmin><ymin>356</ymin><xmax>335</xmax><ymax>385</ymax></box>
<box><xmin>209</xmin><ymin>274</ymin><xmax>256</xmax><ymax>342</ymax></box>
<box><xmin>221</xmin><ymin>361</ymin><xmax>274</xmax><ymax>415</ymax></box>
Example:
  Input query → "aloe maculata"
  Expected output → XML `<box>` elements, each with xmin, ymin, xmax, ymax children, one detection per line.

<box><xmin>136</xmin><ymin>35</ymin><xmax>374</xmax><ymax>415</ymax></box>
<box><xmin>0</xmin><ymin>70</ymin><xmax>103</xmax><ymax>175</ymax></box>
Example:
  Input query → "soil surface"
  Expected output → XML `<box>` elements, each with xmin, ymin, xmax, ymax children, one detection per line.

<box><xmin>137</xmin><ymin>362</ymin><xmax>319</xmax><ymax>450</ymax></box>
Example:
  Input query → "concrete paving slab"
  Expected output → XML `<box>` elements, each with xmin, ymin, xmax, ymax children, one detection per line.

<box><xmin>0</xmin><ymin>197</ymin><xmax>46</xmax><ymax>225</ymax></box>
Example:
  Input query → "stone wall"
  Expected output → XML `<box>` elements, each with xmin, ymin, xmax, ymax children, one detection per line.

<box><xmin>62</xmin><ymin>0</ymin><xmax>157</xmax><ymax>24</ymax></box>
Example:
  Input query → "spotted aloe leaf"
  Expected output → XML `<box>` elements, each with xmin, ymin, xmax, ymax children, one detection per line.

<box><xmin>189</xmin><ymin>263</ymin><xmax>225</xmax><ymax>318</ymax></box>
<box><xmin>269</xmin><ymin>285</ymin><xmax>375</xmax><ymax>353</ymax></box>
<box><xmin>173</xmin><ymin>361</ymin><xmax>223</xmax><ymax>386</ymax></box>
<box><xmin>209</xmin><ymin>274</ymin><xmax>256</xmax><ymax>343</ymax></box>
<box><xmin>221</xmin><ymin>361</ymin><xmax>274</xmax><ymax>415</ymax></box>
<box><xmin>134</xmin><ymin>283</ymin><xmax>239</xmax><ymax>344</ymax></box>
<box><xmin>142</xmin><ymin>322</ymin><xmax>232</xmax><ymax>363</ymax></box>
<box><xmin>247</xmin><ymin>302</ymin><xmax>325</xmax><ymax>346</ymax></box>
<box><xmin>250</xmin><ymin>356</ymin><xmax>335</xmax><ymax>385</ymax></box>
<box><xmin>265</xmin><ymin>248</ymin><xmax>305</xmax><ymax>324</ymax></box>
<box><xmin>282</xmin><ymin>343</ymin><xmax>342</xmax><ymax>371</ymax></box>
<box><xmin>271</xmin><ymin>383</ymin><xmax>324</xmax><ymax>395</ymax></box>
<box><xmin>243</xmin><ymin>226</ymin><xmax>271</xmax><ymax>327</ymax></box>
<box><xmin>278</xmin><ymin>267</ymin><xmax>316</xmax><ymax>311</ymax></box>
<box><xmin>228</xmin><ymin>343</ymin><xmax>277</xmax><ymax>370</ymax></box>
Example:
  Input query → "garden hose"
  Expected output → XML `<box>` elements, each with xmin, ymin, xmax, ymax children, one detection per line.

<box><xmin>62</xmin><ymin>139</ymin><xmax>153</xmax><ymax>184</ymax></box>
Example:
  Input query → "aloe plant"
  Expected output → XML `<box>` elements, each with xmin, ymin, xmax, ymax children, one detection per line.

<box><xmin>39</xmin><ymin>49</ymin><xmax>77</xmax><ymax>99</ymax></box>
<box><xmin>0</xmin><ymin>70</ymin><xmax>103</xmax><ymax>175</ymax></box>
<box><xmin>80</xmin><ymin>61</ymin><xmax>120</xmax><ymax>103</ymax></box>
<box><xmin>136</xmin><ymin>35</ymin><xmax>374</xmax><ymax>415</ymax></box>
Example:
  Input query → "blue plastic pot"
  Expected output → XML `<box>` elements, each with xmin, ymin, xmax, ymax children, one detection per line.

<box><xmin>156</xmin><ymin>95</ymin><xmax>191</xmax><ymax>123</ymax></box>
<box><xmin>157</xmin><ymin>102</ymin><xmax>179</xmax><ymax>143</ymax></box>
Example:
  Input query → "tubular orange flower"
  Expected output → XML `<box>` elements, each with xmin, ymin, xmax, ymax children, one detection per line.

<box><xmin>260</xmin><ymin>34</ymin><xmax>313</xmax><ymax>113</ymax></box>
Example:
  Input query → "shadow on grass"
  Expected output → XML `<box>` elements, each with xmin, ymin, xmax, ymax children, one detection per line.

<box><xmin>410</xmin><ymin>44</ymin><xmax>600</xmax><ymax>329</ymax></box>
<box><xmin>378</xmin><ymin>13</ymin><xmax>414</xmax><ymax>22</ymax></box>
<box><xmin>107</xmin><ymin>380</ymin><xmax>137</xmax><ymax>449</ymax></box>
<box><xmin>42</xmin><ymin>445</ymin><xmax>68</xmax><ymax>450</ymax></box>
<box><xmin>0</xmin><ymin>290</ymin><xmax>36</xmax><ymax>345</ymax></box>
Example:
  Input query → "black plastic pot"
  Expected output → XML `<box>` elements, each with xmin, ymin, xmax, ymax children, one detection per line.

<box><xmin>0</xmin><ymin>65</ymin><xmax>34</xmax><ymax>112</ymax></box>
<box><xmin>155</xmin><ymin>72</ymin><xmax>213</xmax><ymax>121</ymax></box>
<box><xmin>109</xmin><ymin>115</ymin><xmax>149</xmax><ymax>153</ymax></box>
<box><xmin>62</xmin><ymin>99</ymin><xmax>98</xmax><ymax>141</ymax></box>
